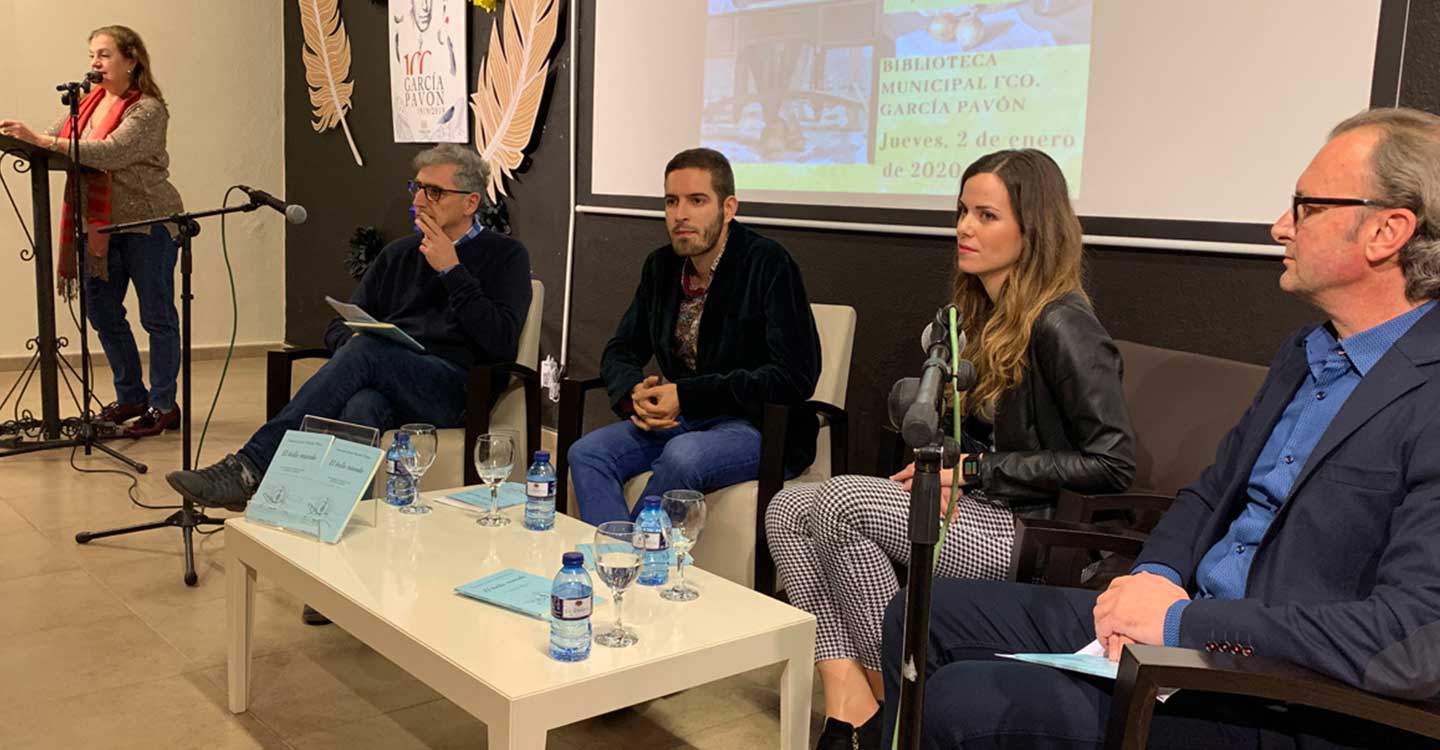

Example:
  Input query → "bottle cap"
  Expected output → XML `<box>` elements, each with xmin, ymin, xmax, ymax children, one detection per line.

<box><xmin>562</xmin><ymin>551</ymin><xmax>584</xmax><ymax>567</ymax></box>
<box><xmin>535</xmin><ymin>450</ymin><xmax>550</xmax><ymax>462</ymax></box>
<box><xmin>643</xmin><ymin>495</ymin><xmax>661</xmax><ymax>508</ymax></box>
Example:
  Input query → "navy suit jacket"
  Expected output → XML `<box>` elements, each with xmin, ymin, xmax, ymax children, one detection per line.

<box><xmin>1134</xmin><ymin>305</ymin><xmax>1440</xmax><ymax>700</ymax></box>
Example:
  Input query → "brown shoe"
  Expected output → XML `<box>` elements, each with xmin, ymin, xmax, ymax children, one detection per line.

<box><xmin>99</xmin><ymin>400</ymin><xmax>147</xmax><ymax>426</ymax></box>
<box><xmin>125</xmin><ymin>406</ymin><xmax>181</xmax><ymax>438</ymax></box>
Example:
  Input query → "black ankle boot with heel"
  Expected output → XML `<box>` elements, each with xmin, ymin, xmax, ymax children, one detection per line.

<box><xmin>815</xmin><ymin>704</ymin><xmax>882</xmax><ymax>750</ymax></box>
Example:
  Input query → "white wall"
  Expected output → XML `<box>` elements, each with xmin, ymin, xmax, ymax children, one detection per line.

<box><xmin>0</xmin><ymin>0</ymin><xmax>285</xmax><ymax>363</ymax></box>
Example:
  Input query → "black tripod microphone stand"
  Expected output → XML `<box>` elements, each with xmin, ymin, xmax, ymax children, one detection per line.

<box><xmin>75</xmin><ymin>200</ymin><xmax>267</xmax><ymax>586</ymax></box>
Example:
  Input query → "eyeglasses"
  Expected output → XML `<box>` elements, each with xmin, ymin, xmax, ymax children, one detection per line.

<box><xmin>407</xmin><ymin>180</ymin><xmax>472</xmax><ymax>202</ymax></box>
<box><xmin>1291</xmin><ymin>195</ymin><xmax>1386</xmax><ymax>226</ymax></box>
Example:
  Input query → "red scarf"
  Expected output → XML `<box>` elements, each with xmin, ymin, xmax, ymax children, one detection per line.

<box><xmin>57</xmin><ymin>87</ymin><xmax>143</xmax><ymax>299</ymax></box>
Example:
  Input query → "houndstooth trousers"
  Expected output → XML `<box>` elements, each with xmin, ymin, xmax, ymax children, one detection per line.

<box><xmin>765</xmin><ymin>475</ymin><xmax>1016</xmax><ymax>670</ymax></box>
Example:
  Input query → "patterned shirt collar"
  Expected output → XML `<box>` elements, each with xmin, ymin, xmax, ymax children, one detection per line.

<box><xmin>1304</xmin><ymin>300</ymin><xmax>1436</xmax><ymax>377</ymax></box>
<box><xmin>458</xmin><ymin>216</ymin><xmax>484</xmax><ymax>244</ymax></box>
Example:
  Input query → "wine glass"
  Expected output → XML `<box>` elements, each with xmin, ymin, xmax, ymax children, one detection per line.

<box><xmin>659</xmin><ymin>489</ymin><xmax>707</xmax><ymax>601</ymax></box>
<box><xmin>593</xmin><ymin>521</ymin><xmax>642</xmax><ymax>648</ymax></box>
<box><xmin>472</xmin><ymin>432</ymin><xmax>515</xmax><ymax>527</ymax></box>
<box><xmin>396</xmin><ymin>423</ymin><xmax>438</xmax><ymax>515</ymax></box>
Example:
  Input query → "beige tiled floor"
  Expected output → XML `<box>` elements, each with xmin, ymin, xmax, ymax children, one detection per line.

<box><xmin>0</xmin><ymin>356</ymin><xmax>822</xmax><ymax>748</ymax></box>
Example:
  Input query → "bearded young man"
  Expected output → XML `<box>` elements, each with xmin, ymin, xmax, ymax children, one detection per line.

<box><xmin>567</xmin><ymin>148</ymin><xmax>822</xmax><ymax>525</ymax></box>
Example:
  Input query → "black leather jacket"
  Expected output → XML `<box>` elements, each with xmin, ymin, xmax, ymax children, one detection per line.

<box><xmin>972</xmin><ymin>292</ymin><xmax>1136</xmax><ymax>513</ymax></box>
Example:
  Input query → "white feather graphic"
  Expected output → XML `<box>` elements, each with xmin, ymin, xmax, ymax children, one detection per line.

<box><xmin>299</xmin><ymin>0</ymin><xmax>364</xmax><ymax>166</ymax></box>
<box><xmin>471</xmin><ymin>0</ymin><xmax>561</xmax><ymax>200</ymax></box>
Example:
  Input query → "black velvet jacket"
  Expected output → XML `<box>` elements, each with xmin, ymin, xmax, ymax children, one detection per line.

<box><xmin>600</xmin><ymin>221</ymin><xmax>823</xmax><ymax>471</ymax></box>
<box><xmin>971</xmin><ymin>292</ymin><xmax>1137</xmax><ymax>513</ymax></box>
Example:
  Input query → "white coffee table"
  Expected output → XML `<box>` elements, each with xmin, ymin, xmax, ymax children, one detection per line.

<box><xmin>226</xmin><ymin>489</ymin><xmax>816</xmax><ymax>748</ymax></box>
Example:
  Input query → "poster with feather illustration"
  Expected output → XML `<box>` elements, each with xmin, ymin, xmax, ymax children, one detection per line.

<box><xmin>299</xmin><ymin>0</ymin><xmax>365</xmax><ymax>165</ymax></box>
<box><xmin>391</xmin><ymin>0</ymin><xmax>468</xmax><ymax>143</ymax></box>
<box><xmin>472</xmin><ymin>0</ymin><xmax>561</xmax><ymax>200</ymax></box>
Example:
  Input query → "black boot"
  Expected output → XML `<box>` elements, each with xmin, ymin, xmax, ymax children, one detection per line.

<box><xmin>814</xmin><ymin>717</ymin><xmax>858</xmax><ymax>750</ymax></box>
<box><xmin>855</xmin><ymin>704</ymin><xmax>883</xmax><ymax>750</ymax></box>
<box><xmin>815</xmin><ymin>705</ymin><xmax>882</xmax><ymax>750</ymax></box>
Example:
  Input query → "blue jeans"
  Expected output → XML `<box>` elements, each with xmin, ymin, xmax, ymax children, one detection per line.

<box><xmin>239</xmin><ymin>335</ymin><xmax>467</xmax><ymax>473</ymax></box>
<box><xmin>84</xmin><ymin>225</ymin><xmax>179</xmax><ymax>410</ymax></box>
<box><xmin>567</xmin><ymin>415</ymin><xmax>773</xmax><ymax>525</ymax></box>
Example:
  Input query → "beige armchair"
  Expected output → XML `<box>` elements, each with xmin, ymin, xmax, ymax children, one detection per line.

<box><xmin>265</xmin><ymin>279</ymin><xmax>545</xmax><ymax>489</ymax></box>
<box><xmin>555</xmin><ymin>303</ymin><xmax>857</xmax><ymax>592</ymax></box>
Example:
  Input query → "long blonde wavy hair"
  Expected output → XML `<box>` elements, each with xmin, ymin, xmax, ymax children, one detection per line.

<box><xmin>952</xmin><ymin>149</ymin><xmax>1087</xmax><ymax>419</ymax></box>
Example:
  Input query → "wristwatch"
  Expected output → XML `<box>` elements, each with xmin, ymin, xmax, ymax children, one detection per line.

<box><xmin>961</xmin><ymin>453</ymin><xmax>983</xmax><ymax>486</ymax></box>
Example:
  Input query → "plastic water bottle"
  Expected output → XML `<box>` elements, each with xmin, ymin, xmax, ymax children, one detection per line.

<box><xmin>384</xmin><ymin>433</ymin><xmax>417</xmax><ymax>507</ymax></box>
<box><xmin>636</xmin><ymin>496</ymin><xmax>671</xmax><ymax>586</ymax></box>
<box><xmin>524</xmin><ymin>450</ymin><xmax>557</xmax><ymax>531</ymax></box>
<box><xmin>549</xmin><ymin>551</ymin><xmax>593</xmax><ymax>662</ymax></box>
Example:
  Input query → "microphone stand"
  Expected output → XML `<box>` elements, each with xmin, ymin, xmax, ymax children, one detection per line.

<box><xmin>895</xmin><ymin>406</ymin><xmax>961</xmax><ymax>750</ymax></box>
<box><xmin>892</xmin><ymin>307</ymin><xmax>972</xmax><ymax>750</ymax></box>
<box><xmin>75</xmin><ymin>200</ymin><xmax>264</xmax><ymax>586</ymax></box>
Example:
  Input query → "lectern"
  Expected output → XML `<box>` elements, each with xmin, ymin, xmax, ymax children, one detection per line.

<box><xmin>0</xmin><ymin>133</ymin><xmax>90</xmax><ymax>451</ymax></box>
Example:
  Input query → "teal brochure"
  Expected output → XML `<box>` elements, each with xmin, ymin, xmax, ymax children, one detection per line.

<box><xmin>246</xmin><ymin>430</ymin><xmax>384</xmax><ymax>543</ymax></box>
<box><xmin>999</xmin><ymin>652</ymin><xmax>1118</xmax><ymax>680</ymax></box>
<box><xmin>577</xmin><ymin>543</ymin><xmax>692</xmax><ymax>570</ymax></box>
<box><xmin>455</xmin><ymin>568</ymin><xmax>604</xmax><ymax>620</ymax></box>
<box><xmin>325</xmin><ymin>295</ymin><xmax>426</xmax><ymax>353</ymax></box>
<box><xmin>998</xmin><ymin>643</ymin><xmax>1178</xmax><ymax>701</ymax></box>
<box><xmin>341</xmin><ymin>321</ymin><xmax>426</xmax><ymax>353</ymax></box>
<box><xmin>444</xmin><ymin>482</ymin><xmax>529</xmax><ymax>509</ymax></box>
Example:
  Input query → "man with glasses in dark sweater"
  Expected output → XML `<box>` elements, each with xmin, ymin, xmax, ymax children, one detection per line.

<box><xmin>167</xmin><ymin>144</ymin><xmax>532</xmax><ymax>511</ymax></box>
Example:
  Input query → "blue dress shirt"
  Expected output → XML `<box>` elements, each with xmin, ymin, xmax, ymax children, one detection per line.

<box><xmin>437</xmin><ymin>217</ymin><xmax>485</xmax><ymax>276</ymax></box>
<box><xmin>1135</xmin><ymin>301</ymin><xmax>1436</xmax><ymax>646</ymax></box>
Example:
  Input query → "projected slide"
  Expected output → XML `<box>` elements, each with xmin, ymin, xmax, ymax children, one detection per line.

<box><xmin>701</xmin><ymin>0</ymin><xmax>1094</xmax><ymax>198</ymax></box>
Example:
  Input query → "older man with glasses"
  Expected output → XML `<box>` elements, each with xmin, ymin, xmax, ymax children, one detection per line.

<box><xmin>881</xmin><ymin>107</ymin><xmax>1440</xmax><ymax>749</ymax></box>
<box><xmin>167</xmin><ymin>144</ymin><xmax>532</xmax><ymax>513</ymax></box>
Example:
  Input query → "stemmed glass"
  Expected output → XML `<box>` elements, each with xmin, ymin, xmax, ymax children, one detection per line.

<box><xmin>593</xmin><ymin>521</ymin><xmax>643</xmax><ymax>648</ymax></box>
<box><xmin>660</xmin><ymin>489</ymin><xmax>707</xmax><ymax>601</ymax></box>
<box><xmin>396</xmin><ymin>423</ymin><xmax>438</xmax><ymax>515</ymax></box>
<box><xmin>472</xmin><ymin>432</ymin><xmax>515</xmax><ymax>527</ymax></box>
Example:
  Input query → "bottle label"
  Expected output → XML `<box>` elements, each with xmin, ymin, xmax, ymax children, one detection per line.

<box><xmin>643</xmin><ymin>531</ymin><xmax>667</xmax><ymax>551</ymax></box>
<box><xmin>551</xmin><ymin>594</ymin><xmax>592</xmax><ymax>620</ymax></box>
<box><xmin>527</xmin><ymin>480</ymin><xmax>555</xmax><ymax>498</ymax></box>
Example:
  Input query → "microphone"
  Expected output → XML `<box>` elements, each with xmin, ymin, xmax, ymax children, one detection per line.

<box><xmin>237</xmin><ymin>185</ymin><xmax>308</xmax><ymax>224</ymax></box>
<box><xmin>85</xmin><ymin>71</ymin><xmax>103</xmax><ymax>83</ymax></box>
<box><xmin>897</xmin><ymin>305</ymin><xmax>971</xmax><ymax>447</ymax></box>
<box><xmin>920</xmin><ymin>304</ymin><xmax>967</xmax><ymax>354</ymax></box>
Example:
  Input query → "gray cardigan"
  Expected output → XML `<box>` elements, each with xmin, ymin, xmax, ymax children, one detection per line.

<box><xmin>45</xmin><ymin>94</ymin><xmax>184</xmax><ymax>227</ymax></box>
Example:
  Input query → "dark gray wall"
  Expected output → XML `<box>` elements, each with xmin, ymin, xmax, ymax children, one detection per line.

<box><xmin>283</xmin><ymin>0</ymin><xmax>572</xmax><ymax>421</ymax></box>
<box><xmin>285</xmin><ymin>2</ymin><xmax>1440</xmax><ymax>473</ymax></box>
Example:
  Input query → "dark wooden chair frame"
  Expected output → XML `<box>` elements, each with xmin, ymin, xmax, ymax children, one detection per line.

<box><xmin>553</xmin><ymin>374</ymin><xmax>848</xmax><ymax>594</ymax></box>
<box><xmin>265</xmin><ymin>347</ymin><xmax>541</xmax><ymax>485</ymax></box>
<box><xmin>1010</xmin><ymin>515</ymin><xmax>1440</xmax><ymax>748</ymax></box>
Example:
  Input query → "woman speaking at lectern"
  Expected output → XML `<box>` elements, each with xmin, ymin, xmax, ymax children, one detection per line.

<box><xmin>0</xmin><ymin>24</ymin><xmax>183</xmax><ymax>438</ymax></box>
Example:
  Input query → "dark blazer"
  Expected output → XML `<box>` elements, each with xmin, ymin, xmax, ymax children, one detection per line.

<box><xmin>976</xmin><ymin>292</ymin><xmax>1136</xmax><ymax>512</ymax></box>
<box><xmin>600</xmin><ymin>221</ymin><xmax>823</xmax><ymax>471</ymax></box>
<box><xmin>1134</xmin><ymin>305</ymin><xmax>1440</xmax><ymax>700</ymax></box>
